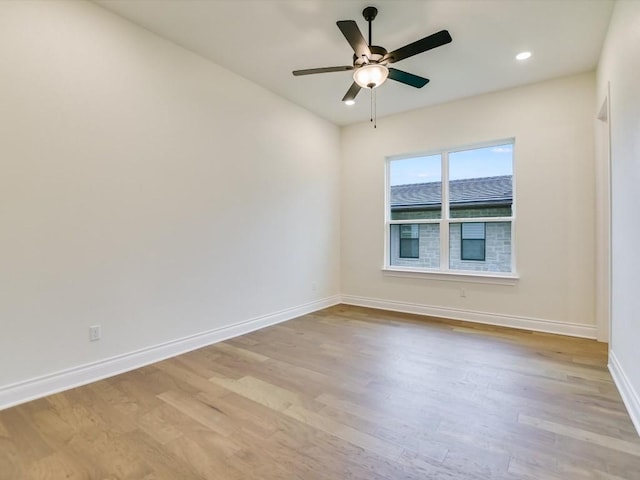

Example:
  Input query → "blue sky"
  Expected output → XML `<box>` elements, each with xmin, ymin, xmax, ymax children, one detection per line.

<box><xmin>390</xmin><ymin>144</ymin><xmax>513</xmax><ymax>186</ymax></box>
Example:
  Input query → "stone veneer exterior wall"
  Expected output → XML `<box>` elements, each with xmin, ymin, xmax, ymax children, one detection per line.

<box><xmin>390</xmin><ymin>221</ymin><xmax>511</xmax><ymax>272</ymax></box>
<box><xmin>390</xmin><ymin>202</ymin><xmax>512</xmax><ymax>272</ymax></box>
<box><xmin>390</xmin><ymin>224</ymin><xmax>440</xmax><ymax>268</ymax></box>
<box><xmin>449</xmin><ymin>222</ymin><xmax>511</xmax><ymax>272</ymax></box>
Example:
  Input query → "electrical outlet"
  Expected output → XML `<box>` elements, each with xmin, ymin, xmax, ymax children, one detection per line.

<box><xmin>311</xmin><ymin>282</ymin><xmax>318</xmax><ymax>293</ymax></box>
<box><xmin>89</xmin><ymin>325</ymin><xmax>101</xmax><ymax>342</ymax></box>
<box><xmin>460</xmin><ymin>288</ymin><xmax>467</xmax><ymax>298</ymax></box>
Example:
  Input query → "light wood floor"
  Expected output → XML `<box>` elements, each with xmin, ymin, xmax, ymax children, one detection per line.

<box><xmin>1</xmin><ymin>305</ymin><xmax>639</xmax><ymax>479</ymax></box>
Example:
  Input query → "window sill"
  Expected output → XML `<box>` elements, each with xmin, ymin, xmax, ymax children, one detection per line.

<box><xmin>382</xmin><ymin>266</ymin><xmax>519</xmax><ymax>285</ymax></box>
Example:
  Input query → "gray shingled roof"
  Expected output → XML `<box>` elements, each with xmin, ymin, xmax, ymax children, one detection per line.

<box><xmin>391</xmin><ymin>175</ymin><xmax>512</xmax><ymax>208</ymax></box>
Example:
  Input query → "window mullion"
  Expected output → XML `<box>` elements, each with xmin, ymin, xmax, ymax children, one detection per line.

<box><xmin>440</xmin><ymin>152</ymin><xmax>449</xmax><ymax>271</ymax></box>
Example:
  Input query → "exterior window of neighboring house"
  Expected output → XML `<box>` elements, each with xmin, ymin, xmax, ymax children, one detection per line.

<box><xmin>399</xmin><ymin>224</ymin><xmax>419</xmax><ymax>258</ymax></box>
<box><xmin>386</xmin><ymin>140</ymin><xmax>514</xmax><ymax>274</ymax></box>
<box><xmin>461</xmin><ymin>223</ymin><xmax>486</xmax><ymax>261</ymax></box>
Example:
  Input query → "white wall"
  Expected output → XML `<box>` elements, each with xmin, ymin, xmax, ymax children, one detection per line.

<box><xmin>598</xmin><ymin>0</ymin><xmax>640</xmax><ymax>433</ymax></box>
<box><xmin>0</xmin><ymin>1</ymin><xmax>340</xmax><ymax>400</ymax></box>
<box><xmin>341</xmin><ymin>72</ymin><xmax>597</xmax><ymax>336</ymax></box>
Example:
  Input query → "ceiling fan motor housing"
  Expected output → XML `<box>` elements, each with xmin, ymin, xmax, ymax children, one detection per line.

<box><xmin>353</xmin><ymin>45</ymin><xmax>388</xmax><ymax>66</ymax></box>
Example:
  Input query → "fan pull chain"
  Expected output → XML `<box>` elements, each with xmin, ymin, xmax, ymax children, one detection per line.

<box><xmin>369</xmin><ymin>88</ymin><xmax>377</xmax><ymax>128</ymax></box>
<box><xmin>369</xmin><ymin>88</ymin><xmax>378</xmax><ymax>128</ymax></box>
<box><xmin>374</xmin><ymin>88</ymin><xmax>377</xmax><ymax>128</ymax></box>
<box><xmin>370</xmin><ymin>88</ymin><xmax>373</xmax><ymax>124</ymax></box>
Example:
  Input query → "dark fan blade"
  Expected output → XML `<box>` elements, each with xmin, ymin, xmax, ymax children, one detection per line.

<box><xmin>388</xmin><ymin>68</ymin><xmax>430</xmax><ymax>88</ymax></box>
<box><xmin>293</xmin><ymin>66</ymin><xmax>354</xmax><ymax>76</ymax></box>
<box><xmin>337</xmin><ymin>20</ymin><xmax>371</xmax><ymax>59</ymax></box>
<box><xmin>342</xmin><ymin>82</ymin><xmax>362</xmax><ymax>102</ymax></box>
<box><xmin>384</xmin><ymin>30</ymin><xmax>452</xmax><ymax>64</ymax></box>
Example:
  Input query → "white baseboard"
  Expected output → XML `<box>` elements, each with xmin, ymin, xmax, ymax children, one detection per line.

<box><xmin>609</xmin><ymin>351</ymin><xmax>640</xmax><ymax>436</ymax></box>
<box><xmin>0</xmin><ymin>295</ymin><xmax>341</xmax><ymax>411</ymax></box>
<box><xmin>341</xmin><ymin>295</ymin><xmax>598</xmax><ymax>339</ymax></box>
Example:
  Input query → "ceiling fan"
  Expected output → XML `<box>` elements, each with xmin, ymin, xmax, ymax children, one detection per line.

<box><xmin>292</xmin><ymin>6</ymin><xmax>453</xmax><ymax>104</ymax></box>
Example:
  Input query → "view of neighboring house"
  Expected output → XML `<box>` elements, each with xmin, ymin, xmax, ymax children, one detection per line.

<box><xmin>390</xmin><ymin>175</ymin><xmax>513</xmax><ymax>272</ymax></box>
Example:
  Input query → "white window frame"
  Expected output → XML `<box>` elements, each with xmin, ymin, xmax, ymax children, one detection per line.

<box><xmin>383</xmin><ymin>138</ymin><xmax>518</xmax><ymax>284</ymax></box>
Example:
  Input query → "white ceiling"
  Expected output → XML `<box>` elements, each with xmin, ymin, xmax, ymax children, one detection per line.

<box><xmin>94</xmin><ymin>0</ymin><xmax>614</xmax><ymax>126</ymax></box>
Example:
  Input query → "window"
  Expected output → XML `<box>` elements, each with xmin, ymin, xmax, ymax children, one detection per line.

<box><xmin>461</xmin><ymin>223</ymin><xmax>485</xmax><ymax>261</ymax></box>
<box><xmin>399</xmin><ymin>224</ymin><xmax>419</xmax><ymax>258</ymax></box>
<box><xmin>386</xmin><ymin>140</ymin><xmax>514</xmax><ymax>275</ymax></box>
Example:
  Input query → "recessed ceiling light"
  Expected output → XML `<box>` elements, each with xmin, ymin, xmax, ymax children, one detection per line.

<box><xmin>344</xmin><ymin>100</ymin><xmax>355</xmax><ymax>106</ymax></box>
<box><xmin>516</xmin><ymin>51</ymin><xmax>532</xmax><ymax>61</ymax></box>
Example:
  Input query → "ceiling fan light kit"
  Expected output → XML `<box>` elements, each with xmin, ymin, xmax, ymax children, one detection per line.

<box><xmin>353</xmin><ymin>63</ymin><xmax>389</xmax><ymax>89</ymax></box>
<box><xmin>292</xmin><ymin>6</ymin><xmax>452</xmax><ymax>127</ymax></box>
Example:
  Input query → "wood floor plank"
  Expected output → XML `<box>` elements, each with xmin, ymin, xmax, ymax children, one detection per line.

<box><xmin>209</xmin><ymin>375</ymin><xmax>309</xmax><ymax>413</ymax></box>
<box><xmin>163</xmin><ymin>434</ymin><xmax>246</xmax><ymax>480</ymax></box>
<box><xmin>212</xmin><ymin>342</ymin><xmax>270</xmax><ymax>363</ymax></box>
<box><xmin>1</xmin><ymin>304</ymin><xmax>639</xmax><ymax>479</ymax></box>
<box><xmin>508</xmin><ymin>456</ymin><xmax>631</xmax><ymax>480</ymax></box>
<box><xmin>65</xmin><ymin>426</ymin><xmax>152</xmax><ymax>479</ymax></box>
<box><xmin>201</xmin><ymin>391</ymin><xmax>284</xmax><ymax>438</ymax></box>
<box><xmin>157</xmin><ymin>390</ymin><xmax>240</xmax><ymax>439</ymax></box>
<box><xmin>227</xmin><ymin>426</ymin><xmax>336</xmax><ymax>480</ymax></box>
<box><xmin>135</xmin><ymin>404</ymin><xmax>185</xmax><ymax>445</ymax></box>
<box><xmin>123</xmin><ymin>429</ymin><xmax>205</xmax><ymax>480</ymax></box>
<box><xmin>519</xmin><ymin>414</ymin><xmax>640</xmax><ymax>457</ymax></box>
<box><xmin>317</xmin><ymin>402</ymin><xmax>449</xmax><ymax>463</ymax></box>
